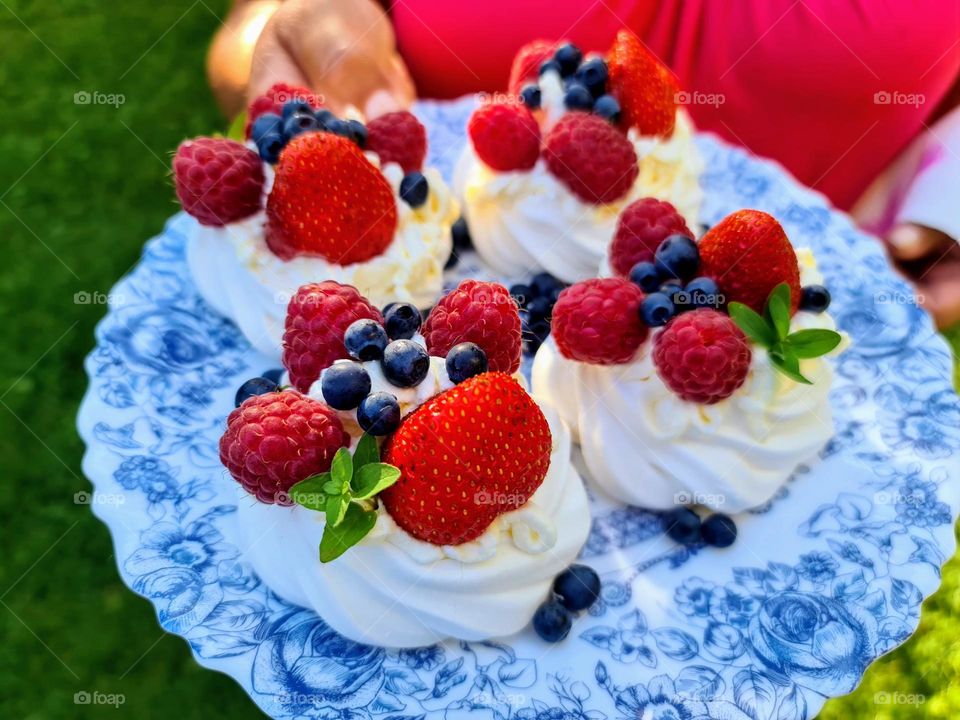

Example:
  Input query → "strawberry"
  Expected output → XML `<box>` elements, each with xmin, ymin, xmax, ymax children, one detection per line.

<box><xmin>698</xmin><ymin>209</ymin><xmax>801</xmax><ymax>314</ymax></box>
<box><xmin>468</xmin><ymin>102</ymin><xmax>541</xmax><ymax>172</ymax></box>
<box><xmin>607</xmin><ymin>29</ymin><xmax>678</xmax><ymax>137</ymax></box>
<box><xmin>366</xmin><ymin>111</ymin><xmax>427</xmax><ymax>173</ymax></box>
<box><xmin>508</xmin><ymin>39</ymin><xmax>558</xmax><ymax>95</ymax></box>
<box><xmin>172</xmin><ymin>137</ymin><xmax>265</xmax><ymax>226</ymax></box>
<box><xmin>543</xmin><ymin>112</ymin><xmax>638</xmax><ymax>204</ymax></box>
<box><xmin>381</xmin><ymin>372</ymin><xmax>552</xmax><ymax>545</ymax></box>
<box><xmin>266</xmin><ymin>132</ymin><xmax>397</xmax><ymax>263</ymax></box>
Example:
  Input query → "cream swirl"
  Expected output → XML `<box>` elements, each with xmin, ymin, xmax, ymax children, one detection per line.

<box><xmin>454</xmin><ymin>73</ymin><xmax>702</xmax><ymax>284</ymax></box>
<box><xmin>187</xmin><ymin>160</ymin><xmax>458</xmax><ymax>359</ymax></box>
<box><xmin>532</xmin><ymin>250</ymin><xmax>842</xmax><ymax>513</ymax></box>
<box><xmin>237</xmin><ymin>407</ymin><xmax>589</xmax><ymax>647</ymax></box>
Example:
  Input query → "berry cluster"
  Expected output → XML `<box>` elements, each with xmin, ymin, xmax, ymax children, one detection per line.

<box><xmin>664</xmin><ymin>507</ymin><xmax>738</xmax><ymax>549</ymax></box>
<box><xmin>532</xmin><ymin>564</ymin><xmax>601</xmax><ymax>643</ymax></box>
<box><xmin>523</xmin><ymin>42</ymin><xmax>621</xmax><ymax>122</ymax></box>
<box><xmin>550</xmin><ymin>206</ymin><xmax>840</xmax><ymax>404</ymax></box>
<box><xmin>510</xmin><ymin>272</ymin><xmax>567</xmax><ymax>355</ymax></box>
<box><xmin>251</xmin><ymin>99</ymin><xmax>367</xmax><ymax>165</ymax></box>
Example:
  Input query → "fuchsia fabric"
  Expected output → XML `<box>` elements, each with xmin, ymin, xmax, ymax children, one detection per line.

<box><xmin>392</xmin><ymin>0</ymin><xmax>960</xmax><ymax>212</ymax></box>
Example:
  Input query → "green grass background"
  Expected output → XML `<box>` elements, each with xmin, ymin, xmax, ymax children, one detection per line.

<box><xmin>0</xmin><ymin>1</ymin><xmax>958</xmax><ymax>717</ymax></box>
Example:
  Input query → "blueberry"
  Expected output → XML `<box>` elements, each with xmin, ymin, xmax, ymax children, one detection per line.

<box><xmin>664</xmin><ymin>507</ymin><xmax>701</xmax><ymax>545</ymax></box>
<box><xmin>381</xmin><ymin>339</ymin><xmax>430</xmax><ymax>387</ymax></box>
<box><xmin>554</xmin><ymin>43</ymin><xmax>583</xmax><ymax>76</ymax></box>
<box><xmin>344</xmin><ymin>319</ymin><xmax>389</xmax><ymax>361</ymax></box>
<box><xmin>701</xmin><ymin>513</ymin><xmax>738</xmax><ymax>548</ymax></box>
<box><xmin>527</xmin><ymin>319</ymin><xmax>552</xmax><ymax>343</ymax></box>
<box><xmin>327</xmin><ymin>118</ymin><xmax>355</xmax><ymax>140</ymax></box>
<box><xmin>444</xmin><ymin>252</ymin><xmax>459</xmax><ymax>270</ymax></box>
<box><xmin>539</xmin><ymin>59</ymin><xmax>563</xmax><ymax>77</ymax></box>
<box><xmin>629</xmin><ymin>261</ymin><xmax>660</xmax><ymax>293</ymax></box>
<box><xmin>530</xmin><ymin>271</ymin><xmax>563</xmax><ymax>297</ymax></box>
<box><xmin>451</xmin><ymin>216</ymin><xmax>472</xmax><ymax>251</ymax></box>
<box><xmin>234</xmin><ymin>377</ymin><xmax>278</xmax><ymax>407</ymax></box>
<box><xmin>282</xmin><ymin>100</ymin><xmax>313</xmax><ymax>120</ymax></box>
<box><xmin>685</xmin><ymin>276</ymin><xmax>722</xmax><ymax>309</ymax></box>
<box><xmin>639</xmin><ymin>292</ymin><xmax>675</xmax><ymax>327</ymax></box>
<box><xmin>346</xmin><ymin>119</ymin><xmax>368</xmax><ymax>148</ymax></box>
<box><xmin>251</xmin><ymin>113</ymin><xmax>283</xmax><ymax>143</ymax></box>
<box><xmin>520</xmin><ymin>84</ymin><xmax>542</xmax><ymax>110</ymax></box>
<box><xmin>573</xmin><ymin>57</ymin><xmax>608</xmax><ymax>96</ymax></box>
<box><xmin>532</xmin><ymin>597</ymin><xmax>572</xmax><ymax>642</ymax></box>
<box><xmin>553</xmin><ymin>564</ymin><xmax>601</xmax><ymax>612</ymax></box>
<box><xmin>384</xmin><ymin>302</ymin><xmax>422</xmax><ymax>340</ymax></box>
<box><xmin>655</xmin><ymin>234</ymin><xmax>700</xmax><ymax>281</ymax></box>
<box><xmin>564</xmin><ymin>83</ymin><xmax>595</xmax><ymax>111</ymax></box>
<box><xmin>261</xmin><ymin>368</ymin><xmax>284</xmax><ymax>384</ymax></box>
<box><xmin>592</xmin><ymin>94</ymin><xmax>621</xmax><ymax>123</ymax></box>
<box><xmin>800</xmin><ymin>284</ymin><xmax>831</xmax><ymax>313</ymax></box>
<box><xmin>283</xmin><ymin>111</ymin><xmax>319</xmax><ymax>138</ymax></box>
<box><xmin>357</xmin><ymin>392</ymin><xmax>401</xmax><ymax>436</ymax></box>
<box><xmin>321</xmin><ymin>361</ymin><xmax>372</xmax><ymax>410</ymax></box>
<box><xmin>257</xmin><ymin>132</ymin><xmax>286</xmax><ymax>164</ymax></box>
<box><xmin>446</xmin><ymin>342</ymin><xmax>488</xmax><ymax>383</ymax></box>
<box><xmin>400</xmin><ymin>172</ymin><xmax>429</xmax><ymax>207</ymax></box>
<box><xmin>315</xmin><ymin>108</ymin><xmax>337</xmax><ymax>130</ymax></box>
<box><xmin>525</xmin><ymin>296</ymin><xmax>552</xmax><ymax>323</ymax></box>
<box><xmin>509</xmin><ymin>283</ymin><xmax>531</xmax><ymax>308</ymax></box>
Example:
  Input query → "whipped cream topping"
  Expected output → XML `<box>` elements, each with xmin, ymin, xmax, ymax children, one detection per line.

<box><xmin>532</xmin><ymin>249</ymin><xmax>842</xmax><ymax>513</ymax></box>
<box><xmin>454</xmin><ymin>71</ymin><xmax>703</xmax><ymax>284</ymax></box>
<box><xmin>240</xmin><ymin>342</ymin><xmax>589</xmax><ymax>646</ymax></box>
<box><xmin>187</xmin><ymin>155</ymin><xmax>458</xmax><ymax>359</ymax></box>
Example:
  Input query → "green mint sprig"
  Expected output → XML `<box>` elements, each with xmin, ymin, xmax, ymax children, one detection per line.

<box><xmin>288</xmin><ymin>434</ymin><xmax>401</xmax><ymax>563</ymax></box>
<box><xmin>728</xmin><ymin>283</ymin><xmax>841</xmax><ymax>385</ymax></box>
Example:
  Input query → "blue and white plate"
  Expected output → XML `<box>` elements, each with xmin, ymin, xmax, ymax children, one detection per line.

<box><xmin>78</xmin><ymin>98</ymin><xmax>960</xmax><ymax>720</ymax></box>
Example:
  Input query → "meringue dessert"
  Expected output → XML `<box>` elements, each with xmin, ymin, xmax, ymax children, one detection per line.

<box><xmin>532</xmin><ymin>209</ymin><xmax>844</xmax><ymax>513</ymax></box>
<box><xmin>173</xmin><ymin>85</ymin><xmax>458</xmax><ymax>358</ymax></box>
<box><xmin>222</xmin><ymin>279</ymin><xmax>590</xmax><ymax>647</ymax></box>
<box><xmin>455</xmin><ymin>31</ymin><xmax>702</xmax><ymax>284</ymax></box>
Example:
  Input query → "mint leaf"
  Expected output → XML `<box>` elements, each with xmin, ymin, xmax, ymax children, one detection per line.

<box><xmin>289</xmin><ymin>473</ymin><xmax>331</xmax><ymax>511</ymax></box>
<box><xmin>330</xmin><ymin>447</ymin><xmax>353</xmax><ymax>486</ymax></box>
<box><xmin>325</xmin><ymin>494</ymin><xmax>349</xmax><ymax>527</ymax></box>
<box><xmin>323</xmin><ymin>478</ymin><xmax>347</xmax><ymax>496</ymax></box>
<box><xmin>765</xmin><ymin>283</ymin><xmax>792</xmax><ymax>340</ymax></box>
<box><xmin>226</xmin><ymin>110</ymin><xmax>248</xmax><ymax>141</ymax></box>
<box><xmin>728</xmin><ymin>302</ymin><xmax>777</xmax><ymax>348</ymax></box>
<box><xmin>352</xmin><ymin>434</ymin><xmax>379</xmax><ymax>470</ymax></box>
<box><xmin>769</xmin><ymin>348</ymin><xmax>812</xmax><ymax>384</ymax></box>
<box><xmin>352</xmin><ymin>463</ymin><xmax>402</xmax><ymax>499</ymax></box>
<box><xmin>319</xmin><ymin>503</ymin><xmax>378</xmax><ymax>562</ymax></box>
<box><xmin>783</xmin><ymin>329</ymin><xmax>842</xmax><ymax>358</ymax></box>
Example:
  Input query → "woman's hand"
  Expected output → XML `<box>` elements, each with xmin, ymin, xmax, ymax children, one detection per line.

<box><xmin>246</xmin><ymin>0</ymin><xmax>415</xmax><ymax>117</ymax></box>
<box><xmin>887</xmin><ymin>223</ymin><xmax>960</xmax><ymax>329</ymax></box>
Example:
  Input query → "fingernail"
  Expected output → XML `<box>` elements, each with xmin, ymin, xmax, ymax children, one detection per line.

<box><xmin>365</xmin><ymin>90</ymin><xmax>403</xmax><ymax>119</ymax></box>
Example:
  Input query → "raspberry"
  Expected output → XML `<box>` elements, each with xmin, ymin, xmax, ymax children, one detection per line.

<box><xmin>282</xmin><ymin>282</ymin><xmax>384</xmax><ymax>392</ymax></box>
<box><xmin>382</xmin><ymin>372</ymin><xmax>551</xmax><ymax>545</ymax></box>
<box><xmin>698</xmin><ymin>209</ymin><xmax>801</xmax><ymax>313</ymax></box>
<box><xmin>366</xmin><ymin>111</ymin><xmax>427</xmax><ymax>173</ymax></box>
<box><xmin>544</xmin><ymin>113</ymin><xmax>638</xmax><ymax>204</ymax></box>
<box><xmin>607</xmin><ymin>30</ymin><xmax>678</xmax><ymax>137</ymax></box>
<box><xmin>245</xmin><ymin>82</ymin><xmax>322</xmax><ymax>139</ymax></box>
<box><xmin>422</xmin><ymin>280</ymin><xmax>522</xmax><ymax>374</ymax></box>
<box><xmin>508</xmin><ymin>39</ymin><xmax>558</xmax><ymax>95</ymax></box>
<box><xmin>219</xmin><ymin>391</ymin><xmax>349</xmax><ymax>504</ymax></box>
<box><xmin>551</xmin><ymin>278</ymin><xmax>648</xmax><ymax>364</ymax></box>
<box><xmin>266</xmin><ymin>132</ymin><xmax>397</xmax><ymax>263</ymax></box>
<box><xmin>468</xmin><ymin>102</ymin><xmax>541</xmax><ymax>172</ymax></box>
<box><xmin>652</xmin><ymin>309</ymin><xmax>752</xmax><ymax>404</ymax></box>
<box><xmin>172</xmin><ymin>138</ymin><xmax>265</xmax><ymax>227</ymax></box>
<box><xmin>610</xmin><ymin>198</ymin><xmax>693</xmax><ymax>276</ymax></box>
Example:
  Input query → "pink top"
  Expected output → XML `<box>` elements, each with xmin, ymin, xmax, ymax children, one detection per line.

<box><xmin>392</xmin><ymin>0</ymin><xmax>960</xmax><ymax>213</ymax></box>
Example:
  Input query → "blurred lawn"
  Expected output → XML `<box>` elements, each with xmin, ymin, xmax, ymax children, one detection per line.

<box><xmin>0</xmin><ymin>1</ymin><xmax>957</xmax><ymax>718</ymax></box>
